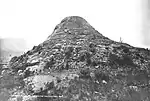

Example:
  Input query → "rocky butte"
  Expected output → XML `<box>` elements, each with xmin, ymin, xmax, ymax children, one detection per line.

<box><xmin>1</xmin><ymin>16</ymin><xmax>150</xmax><ymax>101</ymax></box>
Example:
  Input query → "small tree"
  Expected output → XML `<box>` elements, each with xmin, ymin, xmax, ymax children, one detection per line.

<box><xmin>120</xmin><ymin>37</ymin><xmax>123</xmax><ymax>43</ymax></box>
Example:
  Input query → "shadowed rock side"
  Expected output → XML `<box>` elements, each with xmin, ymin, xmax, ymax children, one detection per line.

<box><xmin>1</xmin><ymin>16</ymin><xmax>150</xmax><ymax>101</ymax></box>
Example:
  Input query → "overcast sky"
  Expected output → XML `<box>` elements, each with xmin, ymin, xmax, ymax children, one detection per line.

<box><xmin>0</xmin><ymin>0</ymin><xmax>149</xmax><ymax>52</ymax></box>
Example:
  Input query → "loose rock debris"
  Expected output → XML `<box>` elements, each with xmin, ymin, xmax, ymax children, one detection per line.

<box><xmin>0</xmin><ymin>16</ymin><xmax>150</xmax><ymax>101</ymax></box>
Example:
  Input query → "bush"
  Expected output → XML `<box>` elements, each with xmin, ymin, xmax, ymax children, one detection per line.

<box><xmin>79</xmin><ymin>68</ymin><xmax>91</xmax><ymax>79</ymax></box>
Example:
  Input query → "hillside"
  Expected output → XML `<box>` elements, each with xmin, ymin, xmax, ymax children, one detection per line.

<box><xmin>1</xmin><ymin>16</ymin><xmax>150</xmax><ymax>101</ymax></box>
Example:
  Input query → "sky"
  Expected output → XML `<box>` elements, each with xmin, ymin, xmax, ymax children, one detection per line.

<box><xmin>142</xmin><ymin>0</ymin><xmax>150</xmax><ymax>46</ymax></box>
<box><xmin>0</xmin><ymin>0</ymin><xmax>149</xmax><ymax>52</ymax></box>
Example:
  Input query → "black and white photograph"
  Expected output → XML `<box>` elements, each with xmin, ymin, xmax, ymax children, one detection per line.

<box><xmin>0</xmin><ymin>0</ymin><xmax>150</xmax><ymax>101</ymax></box>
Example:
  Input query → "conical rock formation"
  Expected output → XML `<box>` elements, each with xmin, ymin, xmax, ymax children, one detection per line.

<box><xmin>1</xmin><ymin>16</ymin><xmax>150</xmax><ymax>101</ymax></box>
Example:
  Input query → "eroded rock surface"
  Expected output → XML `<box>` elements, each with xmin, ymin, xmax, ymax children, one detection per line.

<box><xmin>1</xmin><ymin>16</ymin><xmax>150</xmax><ymax>101</ymax></box>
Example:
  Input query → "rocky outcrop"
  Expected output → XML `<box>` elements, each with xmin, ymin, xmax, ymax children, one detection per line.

<box><xmin>1</xmin><ymin>16</ymin><xmax>150</xmax><ymax>101</ymax></box>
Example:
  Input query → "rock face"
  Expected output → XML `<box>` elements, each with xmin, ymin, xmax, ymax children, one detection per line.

<box><xmin>1</xmin><ymin>16</ymin><xmax>150</xmax><ymax>101</ymax></box>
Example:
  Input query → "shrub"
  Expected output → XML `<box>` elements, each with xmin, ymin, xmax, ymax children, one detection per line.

<box><xmin>79</xmin><ymin>68</ymin><xmax>91</xmax><ymax>79</ymax></box>
<box><xmin>65</xmin><ymin>46</ymin><xmax>74</xmax><ymax>59</ymax></box>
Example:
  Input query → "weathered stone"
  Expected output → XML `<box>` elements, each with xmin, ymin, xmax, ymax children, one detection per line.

<box><xmin>1</xmin><ymin>16</ymin><xmax>150</xmax><ymax>101</ymax></box>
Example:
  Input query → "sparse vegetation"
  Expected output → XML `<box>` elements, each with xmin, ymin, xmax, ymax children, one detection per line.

<box><xmin>1</xmin><ymin>16</ymin><xmax>150</xmax><ymax>101</ymax></box>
